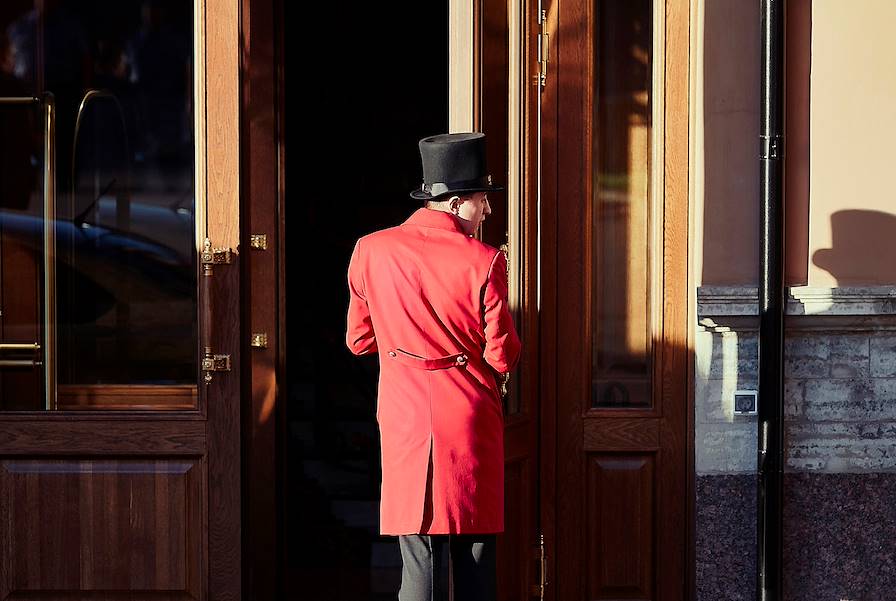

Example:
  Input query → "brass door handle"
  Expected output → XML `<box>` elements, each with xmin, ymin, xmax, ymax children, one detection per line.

<box><xmin>0</xmin><ymin>94</ymin><xmax>56</xmax><ymax>407</ymax></box>
<box><xmin>71</xmin><ymin>89</ymin><xmax>131</xmax><ymax>227</ymax></box>
<box><xmin>0</xmin><ymin>359</ymin><xmax>42</xmax><ymax>369</ymax></box>
<box><xmin>0</xmin><ymin>343</ymin><xmax>40</xmax><ymax>353</ymax></box>
<box><xmin>0</xmin><ymin>343</ymin><xmax>42</xmax><ymax>370</ymax></box>
<box><xmin>500</xmin><ymin>372</ymin><xmax>510</xmax><ymax>397</ymax></box>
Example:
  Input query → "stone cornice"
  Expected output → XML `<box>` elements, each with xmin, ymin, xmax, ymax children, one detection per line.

<box><xmin>697</xmin><ymin>285</ymin><xmax>896</xmax><ymax>330</ymax></box>
<box><xmin>698</xmin><ymin>285</ymin><xmax>896</xmax><ymax>316</ymax></box>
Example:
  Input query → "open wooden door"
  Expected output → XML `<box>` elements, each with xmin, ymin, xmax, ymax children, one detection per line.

<box><xmin>475</xmin><ymin>0</ymin><xmax>689</xmax><ymax>597</ymax></box>
<box><xmin>0</xmin><ymin>0</ymin><xmax>241</xmax><ymax>598</ymax></box>
<box><xmin>539</xmin><ymin>0</ymin><xmax>690</xmax><ymax>599</ymax></box>
<box><xmin>476</xmin><ymin>0</ymin><xmax>544</xmax><ymax>598</ymax></box>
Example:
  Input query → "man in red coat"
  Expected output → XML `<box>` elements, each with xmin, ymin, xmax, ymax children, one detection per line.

<box><xmin>345</xmin><ymin>132</ymin><xmax>521</xmax><ymax>601</ymax></box>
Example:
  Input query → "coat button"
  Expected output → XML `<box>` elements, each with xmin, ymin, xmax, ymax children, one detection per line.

<box><xmin>388</xmin><ymin>351</ymin><xmax>396</xmax><ymax>357</ymax></box>
<box><xmin>456</xmin><ymin>354</ymin><xmax>467</xmax><ymax>365</ymax></box>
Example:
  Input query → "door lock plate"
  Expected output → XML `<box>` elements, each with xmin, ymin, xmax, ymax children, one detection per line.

<box><xmin>202</xmin><ymin>354</ymin><xmax>231</xmax><ymax>372</ymax></box>
<box><xmin>202</xmin><ymin>347</ymin><xmax>231</xmax><ymax>383</ymax></box>
<box><xmin>200</xmin><ymin>238</ymin><xmax>233</xmax><ymax>265</ymax></box>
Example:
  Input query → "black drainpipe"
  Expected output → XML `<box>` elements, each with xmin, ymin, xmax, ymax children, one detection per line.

<box><xmin>758</xmin><ymin>1</ymin><xmax>785</xmax><ymax>600</ymax></box>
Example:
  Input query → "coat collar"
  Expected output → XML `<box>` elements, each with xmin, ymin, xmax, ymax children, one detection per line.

<box><xmin>403</xmin><ymin>207</ymin><xmax>468</xmax><ymax>235</ymax></box>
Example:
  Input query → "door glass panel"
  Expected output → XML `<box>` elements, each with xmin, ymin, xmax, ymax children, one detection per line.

<box><xmin>591</xmin><ymin>0</ymin><xmax>653</xmax><ymax>409</ymax></box>
<box><xmin>0</xmin><ymin>1</ymin><xmax>196</xmax><ymax>410</ymax></box>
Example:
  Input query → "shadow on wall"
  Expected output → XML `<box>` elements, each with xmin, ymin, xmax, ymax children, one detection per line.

<box><xmin>813</xmin><ymin>210</ymin><xmax>896</xmax><ymax>285</ymax></box>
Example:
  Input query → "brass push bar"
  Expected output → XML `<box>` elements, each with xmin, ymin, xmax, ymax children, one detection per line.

<box><xmin>0</xmin><ymin>360</ymin><xmax>42</xmax><ymax>369</ymax></box>
<box><xmin>0</xmin><ymin>344</ymin><xmax>41</xmax><ymax>371</ymax></box>
<box><xmin>0</xmin><ymin>94</ymin><xmax>56</xmax><ymax>407</ymax></box>
<box><xmin>0</xmin><ymin>97</ymin><xmax>40</xmax><ymax>105</ymax></box>
<box><xmin>0</xmin><ymin>343</ymin><xmax>41</xmax><ymax>353</ymax></box>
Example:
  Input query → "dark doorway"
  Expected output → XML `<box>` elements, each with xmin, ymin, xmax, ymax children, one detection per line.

<box><xmin>283</xmin><ymin>3</ymin><xmax>449</xmax><ymax>599</ymax></box>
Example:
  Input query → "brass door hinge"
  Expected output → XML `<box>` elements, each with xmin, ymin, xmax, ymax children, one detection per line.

<box><xmin>537</xmin><ymin>9</ymin><xmax>549</xmax><ymax>89</ymax></box>
<box><xmin>250</xmin><ymin>332</ymin><xmax>268</xmax><ymax>348</ymax></box>
<box><xmin>200</xmin><ymin>238</ymin><xmax>233</xmax><ymax>275</ymax></box>
<box><xmin>202</xmin><ymin>346</ymin><xmax>231</xmax><ymax>383</ymax></box>
<box><xmin>530</xmin><ymin>532</ymin><xmax>547</xmax><ymax>599</ymax></box>
<box><xmin>250</xmin><ymin>234</ymin><xmax>267</xmax><ymax>250</ymax></box>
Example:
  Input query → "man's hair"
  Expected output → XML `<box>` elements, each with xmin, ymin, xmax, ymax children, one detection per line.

<box><xmin>424</xmin><ymin>198</ymin><xmax>451</xmax><ymax>209</ymax></box>
<box><xmin>424</xmin><ymin>193</ymin><xmax>475</xmax><ymax>210</ymax></box>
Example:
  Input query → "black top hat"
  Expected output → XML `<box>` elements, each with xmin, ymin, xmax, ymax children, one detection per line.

<box><xmin>409</xmin><ymin>132</ymin><xmax>505</xmax><ymax>201</ymax></box>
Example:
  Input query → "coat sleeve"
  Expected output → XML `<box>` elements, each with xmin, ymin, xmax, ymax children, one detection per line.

<box><xmin>481</xmin><ymin>250</ymin><xmax>521</xmax><ymax>373</ymax></box>
<box><xmin>345</xmin><ymin>238</ymin><xmax>378</xmax><ymax>356</ymax></box>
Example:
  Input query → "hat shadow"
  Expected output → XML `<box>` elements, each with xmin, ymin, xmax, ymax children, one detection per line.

<box><xmin>812</xmin><ymin>209</ymin><xmax>896</xmax><ymax>284</ymax></box>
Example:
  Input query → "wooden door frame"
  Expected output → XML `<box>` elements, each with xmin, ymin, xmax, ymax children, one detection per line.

<box><xmin>243</xmin><ymin>0</ymin><xmax>695</xmax><ymax>598</ymax></box>
<box><xmin>240</xmin><ymin>0</ymin><xmax>285</xmax><ymax>598</ymax></box>
<box><xmin>205</xmin><ymin>0</ymin><xmax>244</xmax><ymax>596</ymax></box>
<box><xmin>473</xmin><ymin>0</ymin><xmax>546</xmax><ymax>597</ymax></box>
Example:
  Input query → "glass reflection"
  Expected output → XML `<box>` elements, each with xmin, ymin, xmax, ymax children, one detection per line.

<box><xmin>591</xmin><ymin>0</ymin><xmax>653</xmax><ymax>409</ymax></box>
<box><xmin>0</xmin><ymin>0</ymin><xmax>195</xmax><ymax>410</ymax></box>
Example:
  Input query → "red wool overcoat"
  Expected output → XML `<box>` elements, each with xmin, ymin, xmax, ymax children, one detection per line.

<box><xmin>345</xmin><ymin>207</ymin><xmax>521</xmax><ymax>535</ymax></box>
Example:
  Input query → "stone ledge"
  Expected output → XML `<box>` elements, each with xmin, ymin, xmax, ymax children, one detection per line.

<box><xmin>789</xmin><ymin>285</ymin><xmax>896</xmax><ymax>315</ymax></box>
<box><xmin>698</xmin><ymin>285</ymin><xmax>896</xmax><ymax>315</ymax></box>
<box><xmin>698</xmin><ymin>286</ymin><xmax>896</xmax><ymax>330</ymax></box>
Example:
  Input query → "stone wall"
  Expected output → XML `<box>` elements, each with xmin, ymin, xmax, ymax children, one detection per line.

<box><xmin>695</xmin><ymin>285</ymin><xmax>896</xmax><ymax>601</ymax></box>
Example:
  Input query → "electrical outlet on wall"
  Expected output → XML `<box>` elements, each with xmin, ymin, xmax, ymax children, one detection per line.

<box><xmin>733</xmin><ymin>390</ymin><xmax>758</xmax><ymax>415</ymax></box>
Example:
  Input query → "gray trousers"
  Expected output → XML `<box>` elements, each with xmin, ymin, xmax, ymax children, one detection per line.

<box><xmin>397</xmin><ymin>533</ymin><xmax>497</xmax><ymax>601</ymax></box>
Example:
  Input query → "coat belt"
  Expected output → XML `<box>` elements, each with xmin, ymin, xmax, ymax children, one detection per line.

<box><xmin>388</xmin><ymin>347</ymin><xmax>469</xmax><ymax>370</ymax></box>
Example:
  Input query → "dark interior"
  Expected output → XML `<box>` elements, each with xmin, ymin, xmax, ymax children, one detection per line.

<box><xmin>284</xmin><ymin>3</ymin><xmax>449</xmax><ymax>598</ymax></box>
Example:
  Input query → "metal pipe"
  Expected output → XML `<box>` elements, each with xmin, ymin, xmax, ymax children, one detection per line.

<box><xmin>757</xmin><ymin>1</ymin><xmax>785</xmax><ymax>599</ymax></box>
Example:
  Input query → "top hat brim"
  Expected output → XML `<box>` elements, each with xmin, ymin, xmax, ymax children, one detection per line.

<box><xmin>409</xmin><ymin>183</ymin><xmax>505</xmax><ymax>201</ymax></box>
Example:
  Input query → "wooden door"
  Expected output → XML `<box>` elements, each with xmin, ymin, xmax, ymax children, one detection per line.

<box><xmin>475</xmin><ymin>0</ymin><xmax>544</xmax><ymax>598</ymax></box>
<box><xmin>0</xmin><ymin>0</ymin><xmax>241</xmax><ymax>598</ymax></box>
<box><xmin>540</xmin><ymin>0</ymin><xmax>690</xmax><ymax>599</ymax></box>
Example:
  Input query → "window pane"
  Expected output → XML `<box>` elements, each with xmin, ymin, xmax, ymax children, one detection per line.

<box><xmin>591</xmin><ymin>0</ymin><xmax>653</xmax><ymax>409</ymax></box>
<box><xmin>0</xmin><ymin>0</ymin><xmax>196</xmax><ymax>410</ymax></box>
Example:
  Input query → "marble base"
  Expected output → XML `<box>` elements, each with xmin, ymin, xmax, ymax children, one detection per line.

<box><xmin>696</xmin><ymin>473</ymin><xmax>896</xmax><ymax>600</ymax></box>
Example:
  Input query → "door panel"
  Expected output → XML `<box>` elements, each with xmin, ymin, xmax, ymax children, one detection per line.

<box><xmin>587</xmin><ymin>454</ymin><xmax>655</xmax><ymax>597</ymax></box>
<box><xmin>1</xmin><ymin>459</ymin><xmax>202</xmax><ymax>600</ymax></box>
<box><xmin>0</xmin><ymin>0</ymin><xmax>240</xmax><ymax>598</ymax></box>
<box><xmin>545</xmin><ymin>0</ymin><xmax>689</xmax><ymax>599</ymax></box>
